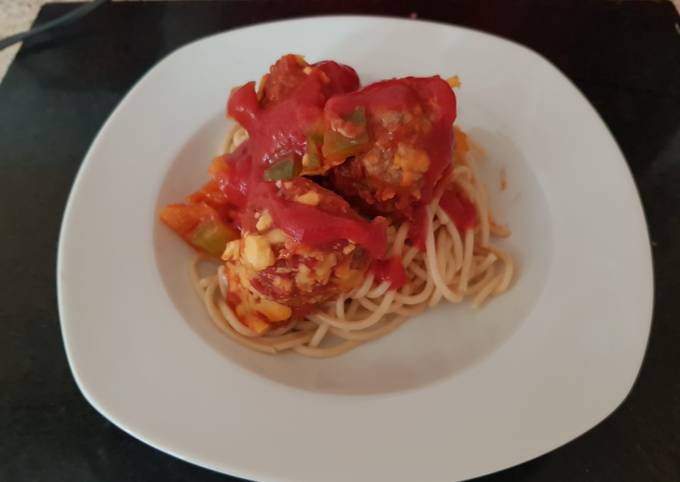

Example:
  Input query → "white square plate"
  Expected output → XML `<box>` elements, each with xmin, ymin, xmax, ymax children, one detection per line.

<box><xmin>57</xmin><ymin>16</ymin><xmax>653</xmax><ymax>482</ymax></box>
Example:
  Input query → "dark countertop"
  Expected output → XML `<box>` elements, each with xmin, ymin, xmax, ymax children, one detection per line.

<box><xmin>1</xmin><ymin>1</ymin><xmax>679</xmax><ymax>481</ymax></box>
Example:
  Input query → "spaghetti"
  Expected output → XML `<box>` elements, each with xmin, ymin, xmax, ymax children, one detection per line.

<box><xmin>189</xmin><ymin>126</ymin><xmax>512</xmax><ymax>357</ymax></box>
<box><xmin>161</xmin><ymin>54</ymin><xmax>514</xmax><ymax>358</ymax></box>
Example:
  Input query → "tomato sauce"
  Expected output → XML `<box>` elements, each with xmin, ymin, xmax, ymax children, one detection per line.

<box><xmin>439</xmin><ymin>189</ymin><xmax>477</xmax><ymax>231</ymax></box>
<box><xmin>372</xmin><ymin>256</ymin><xmax>408</xmax><ymax>290</ymax></box>
<box><xmin>325</xmin><ymin>76</ymin><xmax>457</xmax><ymax>210</ymax></box>
<box><xmin>228</xmin><ymin>61</ymin><xmax>359</xmax><ymax>167</ymax></box>
<box><xmin>170</xmin><ymin>55</ymin><xmax>465</xmax><ymax>268</ymax></box>
<box><xmin>214</xmin><ymin>59</ymin><xmax>392</xmax><ymax>257</ymax></box>
<box><xmin>407</xmin><ymin>205</ymin><xmax>429</xmax><ymax>251</ymax></box>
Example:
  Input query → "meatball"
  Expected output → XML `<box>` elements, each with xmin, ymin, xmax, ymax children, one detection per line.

<box><xmin>220</xmin><ymin>178</ymin><xmax>375</xmax><ymax>334</ymax></box>
<box><xmin>325</xmin><ymin>76</ymin><xmax>457</xmax><ymax>221</ymax></box>
<box><xmin>259</xmin><ymin>54</ymin><xmax>309</xmax><ymax>107</ymax></box>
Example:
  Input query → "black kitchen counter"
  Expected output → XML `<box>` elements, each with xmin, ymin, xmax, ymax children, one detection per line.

<box><xmin>1</xmin><ymin>1</ymin><xmax>679</xmax><ymax>481</ymax></box>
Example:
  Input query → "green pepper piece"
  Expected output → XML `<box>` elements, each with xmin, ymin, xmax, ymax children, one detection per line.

<box><xmin>347</xmin><ymin>106</ymin><xmax>367</xmax><ymax>126</ymax></box>
<box><xmin>191</xmin><ymin>221</ymin><xmax>238</xmax><ymax>258</ymax></box>
<box><xmin>321</xmin><ymin>106</ymin><xmax>369</xmax><ymax>162</ymax></box>
<box><xmin>322</xmin><ymin>130</ymin><xmax>369</xmax><ymax>162</ymax></box>
<box><xmin>263</xmin><ymin>157</ymin><xmax>301</xmax><ymax>181</ymax></box>
<box><xmin>305</xmin><ymin>133</ymin><xmax>323</xmax><ymax>169</ymax></box>
<box><xmin>305</xmin><ymin>151</ymin><xmax>321</xmax><ymax>168</ymax></box>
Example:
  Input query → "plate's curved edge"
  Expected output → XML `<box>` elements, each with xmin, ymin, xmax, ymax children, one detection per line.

<box><xmin>515</xmin><ymin>14</ymin><xmax>656</xmax><ymax>429</ymax></box>
<box><xmin>471</xmin><ymin>26</ymin><xmax>656</xmax><ymax>474</ymax></box>
<box><xmin>466</xmin><ymin>347</ymin><xmax>655</xmax><ymax>480</ymax></box>
<box><xmin>56</xmin><ymin>15</ymin><xmax>656</xmax><ymax>482</ymax></box>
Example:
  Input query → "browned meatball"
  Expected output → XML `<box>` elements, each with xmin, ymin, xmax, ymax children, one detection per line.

<box><xmin>220</xmin><ymin>178</ymin><xmax>374</xmax><ymax>334</ymax></box>
<box><xmin>325</xmin><ymin>76</ymin><xmax>457</xmax><ymax>221</ymax></box>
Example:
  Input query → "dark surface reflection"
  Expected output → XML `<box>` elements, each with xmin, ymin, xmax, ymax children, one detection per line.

<box><xmin>0</xmin><ymin>1</ymin><xmax>678</xmax><ymax>481</ymax></box>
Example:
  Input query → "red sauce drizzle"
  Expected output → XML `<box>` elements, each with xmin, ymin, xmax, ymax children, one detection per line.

<box><xmin>372</xmin><ymin>256</ymin><xmax>408</xmax><ymax>290</ymax></box>
<box><xmin>215</xmin><ymin>60</ymin><xmax>389</xmax><ymax>256</ymax></box>
<box><xmin>324</xmin><ymin>76</ymin><xmax>457</xmax><ymax>209</ymax></box>
<box><xmin>408</xmin><ymin>205</ymin><xmax>429</xmax><ymax>251</ymax></box>
<box><xmin>439</xmin><ymin>189</ymin><xmax>477</xmax><ymax>231</ymax></box>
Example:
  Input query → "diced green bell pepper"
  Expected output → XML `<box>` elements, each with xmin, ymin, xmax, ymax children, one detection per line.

<box><xmin>305</xmin><ymin>133</ymin><xmax>323</xmax><ymax>169</ymax></box>
<box><xmin>191</xmin><ymin>220</ymin><xmax>238</xmax><ymax>258</ymax></box>
<box><xmin>347</xmin><ymin>106</ymin><xmax>367</xmax><ymax>126</ymax></box>
<box><xmin>263</xmin><ymin>157</ymin><xmax>302</xmax><ymax>181</ymax></box>
<box><xmin>322</xmin><ymin>130</ymin><xmax>369</xmax><ymax>161</ymax></box>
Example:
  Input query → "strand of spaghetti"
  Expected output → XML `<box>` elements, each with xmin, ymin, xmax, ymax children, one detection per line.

<box><xmin>445</xmin><ymin>231</ymin><xmax>460</xmax><ymax>281</ymax></box>
<box><xmin>472</xmin><ymin>253</ymin><xmax>497</xmax><ymax>278</ymax></box>
<box><xmin>457</xmin><ymin>178</ymin><xmax>489</xmax><ymax>247</ymax></box>
<box><xmin>292</xmin><ymin>339</ymin><xmax>362</xmax><ymax>358</ymax></box>
<box><xmin>199</xmin><ymin>275</ymin><xmax>217</xmax><ymax>290</ymax></box>
<box><xmin>352</xmin><ymin>295</ymin><xmax>424</xmax><ymax>317</ymax></box>
<box><xmin>347</xmin><ymin>298</ymin><xmax>361</xmax><ymax>319</ymax></box>
<box><xmin>483</xmin><ymin>245</ymin><xmax>514</xmax><ymax>294</ymax></box>
<box><xmin>391</xmin><ymin>222</ymin><xmax>410</xmax><ymax>257</ymax></box>
<box><xmin>438</xmin><ymin>228</ymin><xmax>456</xmax><ymax>284</ymax></box>
<box><xmin>270</xmin><ymin>332</ymin><xmax>315</xmax><ymax>351</ymax></box>
<box><xmin>472</xmin><ymin>274</ymin><xmax>504</xmax><ymax>307</ymax></box>
<box><xmin>402</xmin><ymin>245</ymin><xmax>420</xmax><ymax>267</ymax></box>
<box><xmin>428</xmin><ymin>287</ymin><xmax>443</xmax><ymax>307</ymax></box>
<box><xmin>464</xmin><ymin>154</ymin><xmax>498</xmax><ymax>244</ymax></box>
<box><xmin>426</xmin><ymin>204</ymin><xmax>463</xmax><ymax>303</ymax></box>
<box><xmin>201</xmin><ymin>280</ymin><xmax>277</xmax><ymax>354</ymax></box>
<box><xmin>394</xmin><ymin>279</ymin><xmax>434</xmax><ymax>304</ymax></box>
<box><xmin>345</xmin><ymin>306</ymin><xmax>373</xmax><ymax>322</ymax></box>
<box><xmin>474</xmin><ymin>245</ymin><xmax>510</xmax><ymax>287</ymax></box>
<box><xmin>429</xmin><ymin>230</ymin><xmax>451</xmax><ymax>307</ymax></box>
<box><xmin>223</xmin><ymin>124</ymin><xmax>248</xmax><ymax>154</ymax></box>
<box><xmin>408</xmin><ymin>262</ymin><xmax>430</xmax><ymax>281</ymax></box>
<box><xmin>357</xmin><ymin>295</ymin><xmax>405</xmax><ymax>316</ymax></box>
<box><xmin>255</xmin><ymin>329</ymin><xmax>315</xmax><ymax>346</ymax></box>
<box><xmin>352</xmin><ymin>272</ymin><xmax>375</xmax><ymax>299</ymax></box>
<box><xmin>294</xmin><ymin>320</ymin><xmax>318</xmax><ymax>331</ymax></box>
<box><xmin>477</xmin><ymin>194</ymin><xmax>492</xmax><ymax>249</ymax></box>
<box><xmin>392</xmin><ymin>279</ymin><xmax>419</xmax><ymax>306</ymax></box>
<box><xmin>468</xmin><ymin>157</ymin><xmax>490</xmax><ymax>223</ymax></box>
<box><xmin>335</xmin><ymin>294</ymin><xmax>347</xmax><ymax>320</ymax></box>
<box><xmin>432</xmin><ymin>219</ymin><xmax>442</xmax><ymax>232</ymax></box>
<box><xmin>266</xmin><ymin>321</ymin><xmax>298</xmax><ymax>337</ymax></box>
<box><xmin>457</xmin><ymin>230</ymin><xmax>474</xmax><ymax>293</ymax></box>
<box><xmin>465</xmin><ymin>264</ymin><xmax>496</xmax><ymax>295</ymax></box>
<box><xmin>190</xmin><ymin>254</ymin><xmax>214</xmax><ymax>297</ymax></box>
<box><xmin>309</xmin><ymin>323</ymin><xmax>330</xmax><ymax>348</ymax></box>
<box><xmin>329</xmin><ymin>316</ymin><xmax>408</xmax><ymax>342</ymax></box>
<box><xmin>399</xmin><ymin>280</ymin><xmax>413</xmax><ymax>296</ymax></box>
<box><xmin>446</xmin><ymin>249</ymin><xmax>460</xmax><ymax>285</ymax></box>
<box><xmin>356</xmin><ymin>296</ymin><xmax>377</xmax><ymax>311</ymax></box>
<box><xmin>435</xmin><ymin>228</ymin><xmax>450</xmax><ymax>281</ymax></box>
<box><xmin>217</xmin><ymin>265</ymin><xmax>228</xmax><ymax>297</ymax></box>
<box><xmin>472</xmin><ymin>167</ymin><xmax>497</xmax><ymax>245</ymax></box>
<box><xmin>366</xmin><ymin>281</ymin><xmax>392</xmax><ymax>299</ymax></box>
<box><xmin>216</xmin><ymin>298</ymin><xmax>258</xmax><ymax>337</ymax></box>
<box><xmin>490</xmin><ymin>222</ymin><xmax>512</xmax><ymax>238</ymax></box>
<box><xmin>436</xmin><ymin>207</ymin><xmax>464</xmax><ymax>271</ymax></box>
<box><xmin>222</xmin><ymin>124</ymin><xmax>238</xmax><ymax>154</ymax></box>
<box><xmin>308</xmin><ymin>291</ymin><xmax>395</xmax><ymax>331</ymax></box>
